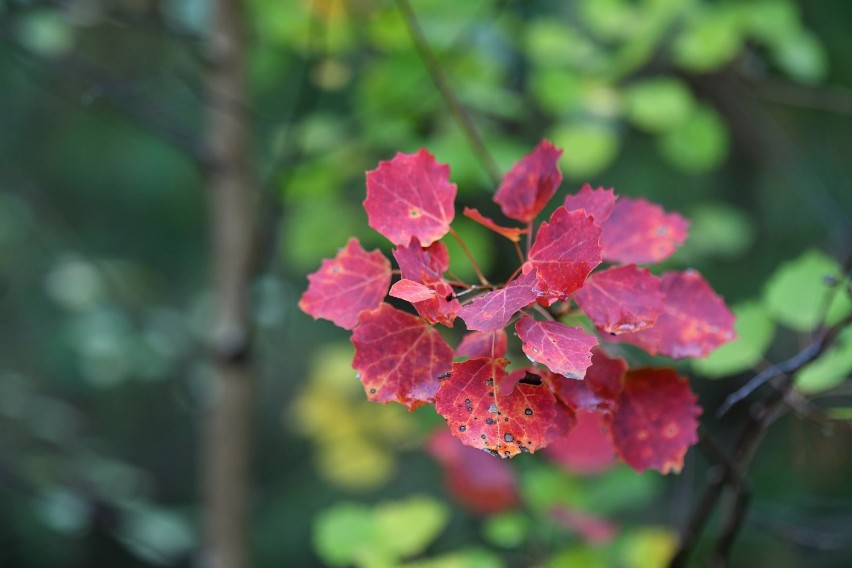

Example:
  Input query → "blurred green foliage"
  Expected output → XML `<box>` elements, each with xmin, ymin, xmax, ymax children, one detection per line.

<box><xmin>0</xmin><ymin>0</ymin><xmax>850</xmax><ymax>566</ymax></box>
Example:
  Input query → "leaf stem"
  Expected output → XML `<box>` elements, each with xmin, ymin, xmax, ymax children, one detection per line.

<box><xmin>525</xmin><ymin>222</ymin><xmax>533</xmax><ymax>255</ymax></box>
<box><xmin>395</xmin><ymin>0</ymin><xmax>501</xmax><ymax>186</ymax></box>
<box><xmin>449</xmin><ymin>227</ymin><xmax>490</xmax><ymax>286</ymax></box>
<box><xmin>513</xmin><ymin>240</ymin><xmax>525</xmax><ymax>265</ymax></box>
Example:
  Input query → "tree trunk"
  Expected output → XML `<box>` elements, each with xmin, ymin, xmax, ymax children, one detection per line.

<box><xmin>201</xmin><ymin>1</ymin><xmax>255</xmax><ymax>567</ymax></box>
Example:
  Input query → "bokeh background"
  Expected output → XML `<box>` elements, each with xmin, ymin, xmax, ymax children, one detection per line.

<box><xmin>0</xmin><ymin>0</ymin><xmax>850</xmax><ymax>566</ymax></box>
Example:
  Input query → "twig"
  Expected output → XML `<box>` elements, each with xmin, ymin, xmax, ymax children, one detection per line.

<box><xmin>395</xmin><ymin>0</ymin><xmax>502</xmax><ymax>186</ymax></box>
<box><xmin>449</xmin><ymin>227</ymin><xmax>489</xmax><ymax>286</ymax></box>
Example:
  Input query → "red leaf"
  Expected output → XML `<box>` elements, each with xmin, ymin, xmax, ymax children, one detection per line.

<box><xmin>546</xmin><ymin>347</ymin><xmax>626</xmax><ymax>414</ymax></box>
<box><xmin>365</xmin><ymin>149</ymin><xmax>457</xmax><ymax>246</ymax></box>
<box><xmin>393</xmin><ymin>238</ymin><xmax>460</xmax><ymax>327</ymax></box>
<box><xmin>550</xmin><ymin>505</ymin><xmax>618</xmax><ymax>543</ymax></box>
<box><xmin>351</xmin><ymin>303</ymin><xmax>454</xmax><ymax>410</ymax></box>
<box><xmin>605</xmin><ymin>368</ymin><xmax>701</xmax><ymax>474</ymax></box>
<box><xmin>393</xmin><ymin>238</ymin><xmax>450</xmax><ymax>285</ymax></box>
<box><xmin>610</xmin><ymin>270</ymin><xmax>736</xmax><ymax>358</ymax></box>
<box><xmin>298</xmin><ymin>238</ymin><xmax>391</xmax><ymax>330</ymax></box>
<box><xmin>505</xmin><ymin>367</ymin><xmax>577</xmax><ymax>442</ymax></box>
<box><xmin>600</xmin><ymin>197</ymin><xmax>688</xmax><ymax>264</ymax></box>
<box><xmin>516</xmin><ymin>318</ymin><xmax>597</xmax><ymax>379</ymax></box>
<box><xmin>457</xmin><ymin>270</ymin><xmax>538</xmax><ymax>332</ymax></box>
<box><xmin>574</xmin><ymin>265</ymin><xmax>664</xmax><ymax>334</ymax></box>
<box><xmin>435</xmin><ymin>357</ymin><xmax>558</xmax><ymax>458</ymax></box>
<box><xmin>389</xmin><ymin>279</ymin><xmax>436</xmax><ymax>303</ymax></box>
<box><xmin>427</xmin><ymin>429</ymin><xmax>519</xmax><ymax>515</ymax></box>
<box><xmin>463</xmin><ymin>207</ymin><xmax>527</xmax><ymax>242</ymax></box>
<box><xmin>527</xmin><ymin>207</ymin><xmax>602</xmax><ymax>301</ymax></box>
<box><xmin>456</xmin><ymin>330</ymin><xmax>508</xmax><ymax>359</ymax></box>
<box><xmin>494</xmin><ymin>140</ymin><xmax>563</xmax><ymax>223</ymax></box>
<box><xmin>546</xmin><ymin>411</ymin><xmax>617</xmax><ymax>475</ymax></box>
<box><xmin>563</xmin><ymin>184</ymin><xmax>616</xmax><ymax>224</ymax></box>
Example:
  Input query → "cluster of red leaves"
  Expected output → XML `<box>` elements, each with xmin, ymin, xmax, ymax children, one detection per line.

<box><xmin>299</xmin><ymin>140</ymin><xmax>735</xmax><ymax>475</ymax></box>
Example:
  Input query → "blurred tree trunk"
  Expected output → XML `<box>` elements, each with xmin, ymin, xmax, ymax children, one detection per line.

<box><xmin>201</xmin><ymin>1</ymin><xmax>255</xmax><ymax>568</ymax></box>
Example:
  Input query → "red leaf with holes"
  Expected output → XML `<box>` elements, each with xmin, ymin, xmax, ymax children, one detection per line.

<box><xmin>365</xmin><ymin>149</ymin><xmax>457</xmax><ymax>246</ymax></box>
<box><xmin>505</xmin><ymin>367</ymin><xmax>577</xmax><ymax>442</ymax></box>
<box><xmin>494</xmin><ymin>140</ymin><xmax>563</xmax><ymax>223</ymax></box>
<box><xmin>516</xmin><ymin>318</ymin><xmax>597</xmax><ymax>379</ymax></box>
<box><xmin>351</xmin><ymin>304</ymin><xmax>454</xmax><ymax>410</ymax></box>
<box><xmin>546</xmin><ymin>411</ymin><xmax>617</xmax><ymax>474</ymax></box>
<box><xmin>546</xmin><ymin>347</ymin><xmax>626</xmax><ymax>414</ymax></box>
<box><xmin>463</xmin><ymin>207</ymin><xmax>527</xmax><ymax>242</ymax></box>
<box><xmin>393</xmin><ymin>238</ymin><xmax>460</xmax><ymax>326</ymax></box>
<box><xmin>299</xmin><ymin>238</ymin><xmax>391</xmax><ymax>330</ymax></box>
<box><xmin>563</xmin><ymin>184</ymin><xmax>616</xmax><ymax>224</ymax></box>
<box><xmin>600</xmin><ymin>197</ymin><xmax>688</xmax><ymax>264</ymax></box>
<box><xmin>457</xmin><ymin>270</ymin><xmax>538</xmax><ymax>332</ymax></box>
<box><xmin>606</xmin><ymin>368</ymin><xmax>701</xmax><ymax>473</ymax></box>
<box><xmin>435</xmin><ymin>357</ymin><xmax>558</xmax><ymax>458</ymax></box>
<box><xmin>427</xmin><ymin>429</ymin><xmax>519</xmax><ymax>515</ymax></box>
<box><xmin>527</xmin><ymin>207</ymin><xmax>602</xmax><ymax>301</ymax></box>
<box><xmin>574</xmin><ymin>265</ymin><xmax>664</xmax><ymax>334</ymax></box>
<box><xmin>610</xmin><ymin>270</ymin><xmax>736</xmax><ymax>358</ymax></box>
<box><xmin>389</xmin><ymin>279</ymin><xmax>436</xmax><ymax>303</ymax></box>
<box><xmin>456</xmin><ymin>330</ymin><xmax>508</xmax><ymax>359</ymax></box>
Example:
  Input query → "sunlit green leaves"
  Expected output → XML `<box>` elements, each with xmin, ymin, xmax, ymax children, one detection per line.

<box><xmin>672</xmin><ymin>8</ymin><xmax>743</xmax><ymax>72</ymax></box>
<box><xmin>693</xmin><ymin>303</ymin><xmax>775</xmax><ymax>378</ymax></box>
<box><xmin>623</xmin><ymin>78</ymin><xmax>695</xmax><ymax>133</ymax></box>
<box><xmin>550</xmin><ymin>123</ymin><xmax>620</xmax><ymax>178</ymax></box>
<box><xmin>678</xmin><ymin>203</ymin><xmax>755</xmax><ymax>261</ymax></box>
<box><xmin>763</xmin><ymin>250</ymin><xmax>851</xmax><ymax>332</ymax></box>
<box><xmin>771</xmin><ymin>31</ymin><xmax>827</xmax><ymax>84</ymax></box>
<box><xmin>313</xmin><ymin>497</ymin><xmax>449</xmax><ymax>567</ymax></box>
<box><xmin>482</xmin><ymin>513</ymin><xmax>530</xmax><ymax>549</ymax></box>
<box><xmin>657</xmin><ymin>106</ymin><xmax>728</xmax><ymax>173</ymax></box>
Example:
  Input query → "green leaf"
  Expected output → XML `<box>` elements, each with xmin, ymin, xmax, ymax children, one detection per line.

<box><xmin>796</xmin><ymin>327</ymin><xmax>852</xmax><ymax>394</ymax></box>
<box><xmin>578</xmin><ymin>0</ymin><xmax>638</xmax><ymax>42</ymax></box>
<box><xmin>693</xmin><ymin>303</ymin><xmax>775</xmax><ymax>378</ymax></box>
<box><xmin>657</xmin><ymin>106</ymin><xmax>728</xmax><ymax>173</ymax></box>
<box><xmin>678</xmin><ymin>203</ymin><xmax>755</xmax><ymax>261</ymax></box>
<box><xmin>374</xmin><ymin>496</ymin><xmax>449</xmax><ymax>560</ymax></box>
<box><xmin>672</xmin><ymin>9</ymin><xmax>743</xmax><ymax>72</ymax></box>
<box><xmin>15</xmin><ymin>11</ymin><xmax>74</xmax><ymax>57</ymax></box>
<box><xmin>481</xmin><ymin>513</ymin><xmax>530</xmax><ymax>549</ymax></box>
<box><xmin>771</xmin><ymin>31</ymin><xmax>827</xmax><ymax>84</ymax></box>
<box><xmin>529</xmin><ymin>69</ymin><xmax>585</xmax><ymax>115</ymax></box>
<box><xmin>313</xmin><ymin>503</ymin><xmax>377</xmax><ymax>567</ymax></box>
<box><xmin>525</xmin><ymin>20</ymin><xmax>603</xmax><ymax>71</ymax></box>
<box><xmin>763</xmin><ymin>250</ymin><xmax>851</xmax><ymax>332</ymax></box>
<box><xmin>549</xmin><ymin>122</ymin><xmax>620</xmax><ymax>178</ymax></box>
<box><xmin>739</xmin><ymin>0</ymin><xmax>800</xmax><ymax>45</ymax></box>
<box><xmin>402</xmin><ymin>548</ymin><xmax>504</xmax><ymax>568</ymax></box>
<box><xmin>619</xmin><ymin>527</ymin><xmax>677</xmax><ymax>568</ymax></box>
<box><xmin>624</xmin><ymin>78</ymin><xmax>695</xmax><ymax>133</ymax></box>
<box><xmin>547</xmin><ymin>546</ymin><xmax>607</xmax><ymax>568</ymax></box>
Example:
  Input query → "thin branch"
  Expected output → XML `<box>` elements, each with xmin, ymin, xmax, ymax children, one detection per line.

<box><xmin>718</xmin><ymin>315</ymin><xmax>852</xmax><ymax>417</ymax></box>
<box><xmin>449</xmin><ymin>227</ymin><xmax>490</xmax><ymax>286</ymax></box>
<box><xmin>395</xmin><ymin>0</ymin><xmax>502</xmax><ymax>186</ymax></box>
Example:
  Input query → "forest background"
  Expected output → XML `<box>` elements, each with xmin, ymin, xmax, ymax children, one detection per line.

<box><xmin>0</xmin><ymin>0</ymin><xmax>850</xmax><ymax>567</ymax></box>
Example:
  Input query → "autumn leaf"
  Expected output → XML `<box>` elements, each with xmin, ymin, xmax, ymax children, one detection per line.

<box><xmin>456</xmin><ymin>330</ymin><xmax>508</xmax><ymax>359</ymax></box>
<box><xmin>365</xmin><ymin>149</ymin><xmax>457</xmax><ymax>246</ymax></box>
<box><xmin>606</xmin><ymin>368</ymin><xmax>701</xmax><ymax>474</ymax></box>
<box><xmin>393</xmin><ymin>238</ymin><xmax>460</xmax><ymax>326</ymax></box>
<box><xmin>563</xmin><ymin>184</ymin><xmax>617</xmax><ymax>224</ymax></box>
<box><xmin>389</xmin><ymin>279</ymin><xmax>436</xmax><ymax>303</ymax></box>
<box><xmin>494</xmin><ymin>139</ymin><xmax>563</xmax><ymax>223</ymax></box>
<box><xmin>299</xmin><ymin>238</ymin><xmax>391</xmax><ymax>330</ymax></box>
<box><xmin>546</xmin><ymin>411</ymin><xmax>617</xmax><ymax>475</ymax></box>
<box><xmin>516</xmin><ymin>318</ymin><xmax>598</xmax><ymax>379</ymax></box>
<box><xmin>610</xmin><ymin>270</ymin><xmax>736</xmax><ymax>358</ymax></box>
<box><xmin>574</xmin><ymin>265</ymin><xmax>664</xmax><ymax>334</ymax></box>
<box><xmin>463</xmin><ymin>207</ymin><xmax>527</xmax><ymax>242</ymax></box>
<box><xmin>427</xmin><ymin>429</ymin><xmax>519</xmax><ymax>515</ymax></box>
<box><xmin>600</xmin><ymin>197</ymin><xmax>689</xmax><ymax>264</ymax></box>
<box><xmin>546</xmin><ymin>347</ymin><xmax>626</xmax><ymax>414</ymax></box>
<box><xmin>527</xmin><ymin>207</ymin><xmax>602</xmax><ymax>301</ymax></box>
<box><xmin>457</xmin><ymin>270</ymin><xmax>538</xmax><ymax>332</ymax></box>
<box><xmin>435</xmin><ymin>357</ymin><xmax>558</xmax><ymax>458</ymax></box>
<box><xmin>351</xmin><ymin>303</ymin><xmax>454</xmax><ymax>410</ymax></box>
